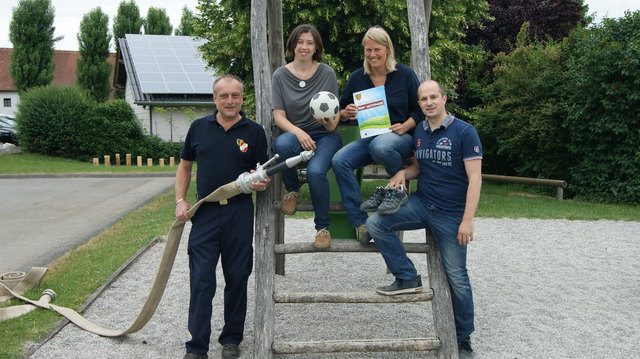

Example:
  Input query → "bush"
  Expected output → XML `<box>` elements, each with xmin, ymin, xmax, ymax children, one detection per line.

<box><xmin>472</xmin><ymin>14</ymin><xmax>640</xmax><ymax>204</ymax></box>
<box><xmin>560</xmin><ymin>11</ymin><xmax>640</xmax><ymax>204</ymax></box>
<box><xmin>473</xmin><ymin>24</ymin><xmax>570</xmax><ymax>179</ymax></box>
<box><xmin>75</xmin><ymin>99</ymin><xmax>145</xmax><ymax>161</ymax></box>
<box><xmin>16</xmin><ymin>85</ymin><xmax>184</xmax><ymax>163</ymax></box>
<box><xmin>15</xmin><ymin>86</ymin><xmax>92</xmax><ymax>157</ymax></box>
<box><xmin>135</xmin><ymin>135</ymin><xmax>183</xmax><ymax>161</ymax></box>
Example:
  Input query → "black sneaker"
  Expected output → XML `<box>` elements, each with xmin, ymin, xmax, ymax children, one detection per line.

<box><xmin>375</xmin><ymin>275</ymin><xmax>423</xmax><ymax>295</ymax></box>
<box><xmin>360</xmin><ymin>186</ymin><xmax>388</xmax><ymax>212</ymax></box>
<box><xmin>221</xmin><ymin>343</ymin><xmax>240</xmax><ymax>359</ymax></box>
<box><xmin>458</xmin><ymin>337</ymin><xmax>474</xmax><ymax>358</ymax></box>
<box><xmin>376</xmin><ymin>187</ymin><xmax>408</xmax><ymax>214</ymax></box>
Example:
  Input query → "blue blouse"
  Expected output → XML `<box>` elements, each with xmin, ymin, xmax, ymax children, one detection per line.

<box><xmin>339</xmin><ymin>63</ymin><xmax>425</xmax><ymax>132</ymax></box>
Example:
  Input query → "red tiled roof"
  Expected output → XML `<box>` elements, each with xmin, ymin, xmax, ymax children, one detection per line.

<box><xmin>0</xmin><ymin>48</ymin><xmax>116</xmax><ymax>91</ymax></box>
<box><xmin>0</xmin><ymin>49</ymin><xmax>13</xmax><ymax>91</ymax></box>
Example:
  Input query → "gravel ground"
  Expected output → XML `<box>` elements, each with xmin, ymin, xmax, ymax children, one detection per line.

<box><xmin>27</xmin><ymin>217</ymin><xmax>640</xmax><ymax>359</ymax></box>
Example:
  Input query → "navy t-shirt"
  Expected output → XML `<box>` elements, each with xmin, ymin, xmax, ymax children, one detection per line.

<box><xmin>413</xmin><ymin>114</ymin><xmax>483</xmax><ymax>216</ymax></box>
<box><xmin>181</xmin><ymin>111</ymin><xmax>269</xmax><ymax>201</ymax></box>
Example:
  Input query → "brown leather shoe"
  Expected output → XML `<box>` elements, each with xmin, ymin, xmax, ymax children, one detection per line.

<box><xmin>314</xmin><ymin>228</ymin><xmax>331</xmax><ymax>248</ymax></box>
<box><xmin>281</xmin><ymin>191</ymin><xmax>299</xmax><ymax>215</ymax></box>
<box><xmin>357</xmin><ymin>224</ymin><xmax>372</xmax><ymax>245</ymax></box>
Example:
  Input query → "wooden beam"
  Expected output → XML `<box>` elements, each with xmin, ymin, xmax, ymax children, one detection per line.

<box><xmin>482</xmin><ymin>174</ymin><xmax>567</xmax><ymax>188</ymax></box>
<box><xmin>423</xmin><ymin>0</ymin><xmax>433</xmax><ymax>32</ymax></box>
<box><xmin>274</xmin><ymin>290</ymin><xmax>433</xmax><ymax>303</ymax></box>
<box><xmin>425</xmin><ymin>228</ymin><xmax>458</xmax><ymax>359</ymax></box>
<box><xmin>266</xmin><ymin>0</ymin><xmax>287</xmax><ymax>277</ymax></box>
<box><xmin>274</xmin><ymin>241</ymin><xmax>430</xmax><ymax>254</ymax></box>
<box><xmin>273</xmin><ymin>338</ymin><xmax>441</xmax><ymax>354</ymax></box>
<box><xmin>267</xmin><ymin>0</ymin><xmax>285</xmax><ymax>72</ymax></box>
<box><xmin>407</xmin><ymin>0</ymin><xmax>431</xmax><ymax>81</ymax></box>
<box><xmin>250</xmin><ymin>1</ymin><xmax>276</xmax><ymax>358</ymax></box>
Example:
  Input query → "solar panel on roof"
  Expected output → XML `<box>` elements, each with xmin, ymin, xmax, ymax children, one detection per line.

<box><xmin>164</xmin><ymin>73</ymin><xmax>189</xmax><ymax>82</ymax></box>
<box><xmin>144</xmin><ymin>82</ymin><xmax>169</xmax><ymax>93</ymax></box>
<box><xmin>125</xmin><ymin>34</ymin><xmax>215</xmax><ymax>95</ymax></box>
<box><xmin>187</xmin><ymin>73</ymin><xmax>208</xmax><ymax>82</ymax></box>
<box><xmin>193</xmin><ymin>83</ymin><xmax>213</xmax><ymax>93</ymax></box>
<box><xmin>183</xmin><ymin>64</ymin><xmax>208</xmax><ymax>73</ymax></box>
<box><xmin>137</xmin><ymin>72</ymin><xmax>164</xmax><ymax>82</ymax></box>
<box><xmin>167</xmin><ymin>83</ymin><xmax>195</xmax><ymax>93</ymax></box>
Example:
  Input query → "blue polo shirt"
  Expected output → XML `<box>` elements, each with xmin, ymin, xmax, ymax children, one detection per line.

<box><xmin>339</xmin><ymin>63</ymin><xmax>425</xmax><ymax>131</ymax></box>
<box><xmin>181</xmin><ymin>111</ymin><xmax>269</xmax><ymax>201</ymax></box>
<box><xmin>413</xmin><ymin>114</ymin><xmax>482</xmax><ymax>216</ymax></box>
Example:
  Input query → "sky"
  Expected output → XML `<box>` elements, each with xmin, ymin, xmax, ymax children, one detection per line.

<box><xmin>0</xmin><ymin>0</ymin><xmax>639</xmax><ymax>52</ymax></box>
<box><xmin>0</xmin><ymin>0</ymin><xmax>199</xmax><ymax>51</ymax></box>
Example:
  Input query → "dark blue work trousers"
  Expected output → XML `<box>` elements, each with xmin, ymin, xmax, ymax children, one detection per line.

<box><xmin>185</xmin><ymin>199</ymin><xmax>254</xmax><ymax>355</ymax></box>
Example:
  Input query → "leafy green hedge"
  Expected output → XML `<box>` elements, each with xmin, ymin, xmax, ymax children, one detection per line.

<box><xmin>75</xmin><ymin>99</ymin><xmax>145</xmax><ymax>160</ymax></box>
<box><xmin>473</xmin><ymin>12</ymin><xmax>640</xmax><ymax>204</ymax></box>
<box><xmin>474</xmin><ymin>23</ymin><xmax>569</xmax><ymax>180</ymax></box>
<box><xmin>15</xmin><ymin>85</ymin><xmax>182</xmax><ymax>162</ymax></box>
<box><xmin>561</xmin><ymin>12</ymin><xmax>640</xmax><ymax>204</ymax></box>
<box><xmin>16</xmin><ymin>86</ymin><xmax>92</xmax><ymax>156</ymax></box>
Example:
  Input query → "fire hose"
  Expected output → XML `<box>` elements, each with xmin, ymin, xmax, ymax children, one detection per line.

<box><xmin>0</xmin><ymin>150</ymin><xmax>314</xmax><ymax>336</ymax></box>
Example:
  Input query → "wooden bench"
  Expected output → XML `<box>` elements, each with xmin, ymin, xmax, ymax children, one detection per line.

<box><xmin>481</xmin><ymin>174</ymin><xmax>567</xmax><ymax>201</ymax></box>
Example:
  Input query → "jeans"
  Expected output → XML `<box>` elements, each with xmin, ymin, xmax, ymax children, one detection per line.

<box><xmin>366</xmin><ymin>195</ymin><xmax>475</xmax><ymax>340</ymax></box>
<box><xmin>331</xmin><ymin>132</ymin><xmax>413</xmax><ymax>227</ymax></box>
<box><xmin>274</xmin><ymin>131</ymin><xmax>342</xmax><ymax>230</ymax></box>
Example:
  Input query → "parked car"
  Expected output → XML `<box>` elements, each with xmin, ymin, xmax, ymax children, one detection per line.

<box><xmin>0</xmin><ymin>114</ymin><xmax>18</xmax><ymax>145</ymax></box>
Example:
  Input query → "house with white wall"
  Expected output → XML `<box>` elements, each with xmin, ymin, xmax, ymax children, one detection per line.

<box><xmin>114</xmin><ymin>34</ymin><xmax>216</xmax><ymax>142</ymax></box>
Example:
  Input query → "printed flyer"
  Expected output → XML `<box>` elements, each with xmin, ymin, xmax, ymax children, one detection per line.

<box><xmin>353</xmin><ymin>86</ymin><xmax>392</xmax><ymax>138</ymax></box>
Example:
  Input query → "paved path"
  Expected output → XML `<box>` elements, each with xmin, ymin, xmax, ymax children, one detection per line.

<box><xmin>0</xmin><ymin>174</ymin><xmax>175</xmax><ymax>274</ymax></box>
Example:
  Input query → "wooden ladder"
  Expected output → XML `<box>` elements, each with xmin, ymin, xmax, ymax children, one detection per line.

<box><xmin>253</xmin><ymin>185</ymin><xmax>460</xmax><ymax>358</ymax></box>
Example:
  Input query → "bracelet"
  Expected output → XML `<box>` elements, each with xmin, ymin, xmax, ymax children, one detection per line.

<box><xmin>176</xmin><ymin>198</ymin><xmax>185</xmax><ymax>205</ymax></box>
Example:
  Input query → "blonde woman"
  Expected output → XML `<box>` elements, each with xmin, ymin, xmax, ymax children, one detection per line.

<box><xmin>332</xmin><ymin>26</ymin><xmax>423</xmax><ymax>244</ymax></box>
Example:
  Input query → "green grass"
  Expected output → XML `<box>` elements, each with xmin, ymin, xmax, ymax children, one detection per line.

<box><xmin>0</xmin><ymin>153</ymin><xmax>178</xmax><ymax>174</ymax></box>
<box><xmin>294</xmin><ymin>179</ymin><xmax>640</xmax><ymax>222</ymax></box>
<box><xmin>477</xmin><ymin>182</ymin><xmax>639</xmax><ymax>221</ymax></box>
<box><xmin>1</xmin><ymin>153</ymin><xmax>638</xmax><ymax>358</ymax></box>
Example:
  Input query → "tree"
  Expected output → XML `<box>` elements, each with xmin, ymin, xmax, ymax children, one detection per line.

<box><xmin>144</xmin><ymin>7</ymin><xmax>173</xmax><ymax>35</ymax></box>
<box><xmin>456</xmin><ymin>0</ymin><xmax>588</xmax><ymax>120</ymax></box>
<box><xmin>175</xmin><ymin>6</ymin><xmax>196</xmax><ymax>36</ymax></box>
<box><xmin>465</xmin><ymin>0</ymin><xmax>588</xmax><ymax>55</ymax></box>
<box><xmin>8</xmin><ymin>0</ymin><xmax>58</xmax><ymax>92</ymax></box>
<box><xmin>473</xmin><ymin>24</ymin><xmax>569</xmax><ymax>178</ymax></box>
<box><xmin>195</xmin><ymin>0</ymin><xmax>489</xmax><ymax>114</ymax></box>
<box><xmin>472</xmin><ymin>12</ymin><xmax>640</xmax><ymax>204</ymax></box>
<box><xmin>77</xmin><ymin>7</ymin><xmax>112</xmax><ymax>102</ymax></box>
<box><xmin>112</xmin><ymin>0</ymin><xmax>143</xmax><ymax>52</ymax></box>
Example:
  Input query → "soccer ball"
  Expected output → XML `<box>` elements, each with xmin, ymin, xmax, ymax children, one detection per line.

<box><xmin>309</xmin><ymin>91</ymin><xmax>339</xmax><ymax>119</ymax></box>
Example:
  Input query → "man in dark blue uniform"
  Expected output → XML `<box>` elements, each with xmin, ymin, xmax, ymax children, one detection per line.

<box><xmin>175</xmin><ymin>74</ymin><xmax>270</xmax><ymax>359</ymax></box>
<box><xmin>366</xmin><ymin>80</ymin><xmax>482</xmax><ymax>358</ymax></box>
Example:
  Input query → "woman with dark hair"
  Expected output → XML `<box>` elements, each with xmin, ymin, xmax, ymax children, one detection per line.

<box><xmin>331</xmin><ymin>26</ymin><xmax>424</xmax><ymax>244</ymax></box>
<box><xmin>272</xmin><ymin>24</ymin><xmax>342</xmax><ymax>249</ymax></box>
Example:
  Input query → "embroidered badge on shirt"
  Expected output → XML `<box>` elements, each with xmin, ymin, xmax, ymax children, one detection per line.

<box><xmin>236</xmin><ymin>139</ymin><xmax>248</xmax><ymax>152</ymax></box>
<box><xmin>436</xmin><ymin>138</ymin><xmax>452</xmax><ymax>150</ymax></box>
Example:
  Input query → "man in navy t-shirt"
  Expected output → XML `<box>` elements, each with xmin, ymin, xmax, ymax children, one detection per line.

<box><xmin>175</xmin><ymin>75</ymin><xmax>270</xmax><ymax>359</ymax></box>
<box><xmin>366</xmin><ymin>80</ymin><xmax>482</xmax><ymax>357</ymax></box>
